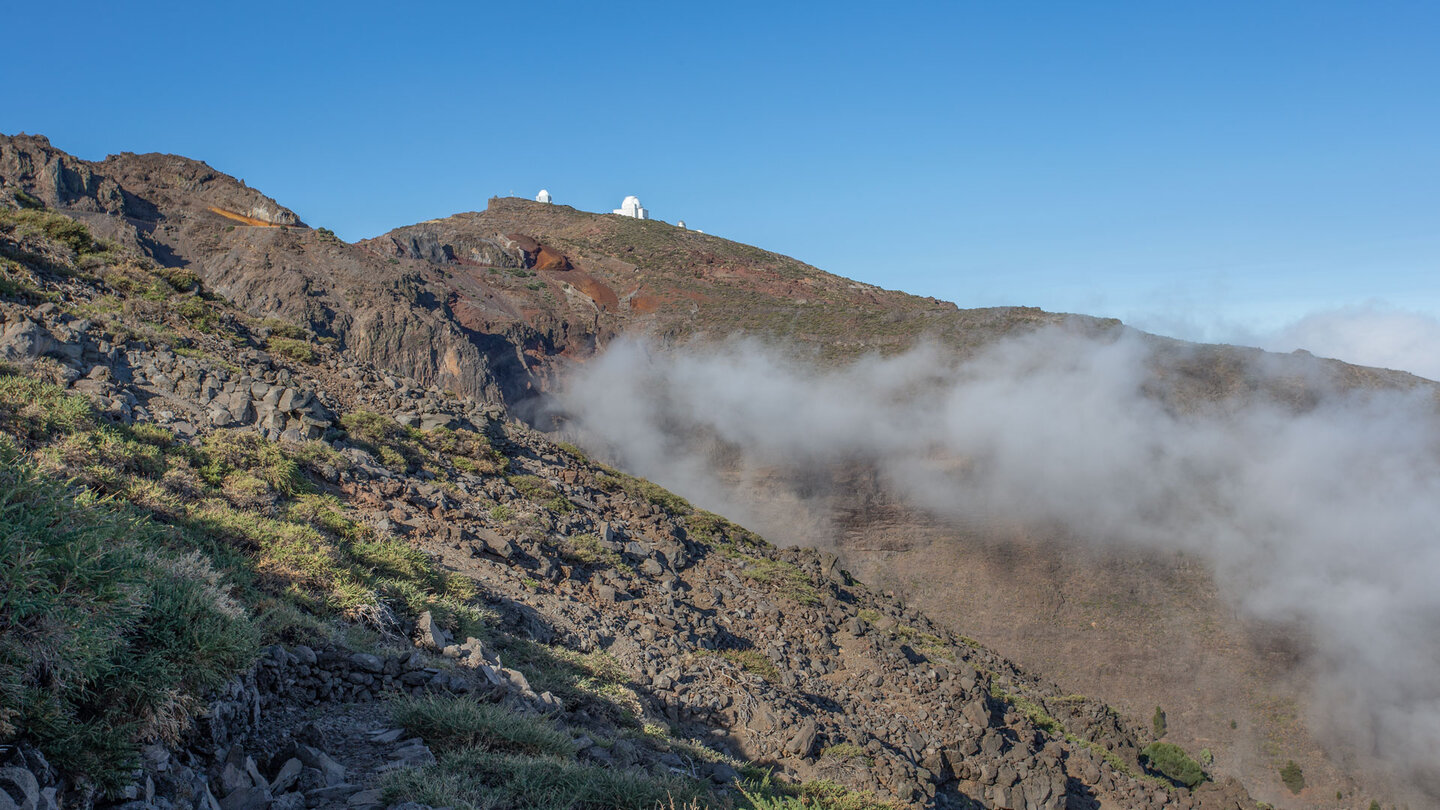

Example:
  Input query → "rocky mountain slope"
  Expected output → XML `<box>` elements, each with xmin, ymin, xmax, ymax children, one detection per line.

<box><xmin>0</xmin><ymin>132</ymin><xmax>1417</xmax><ymax>809</ymax></box>
<box><xmin>0</xmin><ymin>186</ymin><xmax>1277</xmax><ymax>808</ymax></box>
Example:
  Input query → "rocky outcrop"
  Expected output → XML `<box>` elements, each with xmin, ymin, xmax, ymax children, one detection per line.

<box><xmin>0</xmin><ymin>134</ymin><xmax>133</xmax><ymax>217</ymax></box>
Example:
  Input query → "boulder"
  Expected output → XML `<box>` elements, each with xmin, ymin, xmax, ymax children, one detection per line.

<box><xmin>785</xmin><ymin>718</ymin><xmax>818</xmax><ymax>758</ymax></box>
<box><xmin>413</xmin><ymin>611</ymin><xmax>450</xmax><ymax>650</ymax></box>
<box><xmin>0</xmin><ymin>320</ymin><xmax>73</xmax><ymax>363</ymax></box>
<box><xmin>0</xmin><ymin>767</ymin><xmax>38</xmax><ymax>810</ymax></box>
<box><xmin>293</xmin><ymin>745</ymin><xmax>345</xmax><ymax>787</ymax></box>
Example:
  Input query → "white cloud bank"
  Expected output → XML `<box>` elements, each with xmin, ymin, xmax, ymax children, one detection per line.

<box><xmin>1134</xmin><ymin>301</ymin><xmax>1440</xmax><ymax>382</ymax></box>
<box><xmin>555</xmin><ymin>329</ymin><xmax>1440</xmax><ymax>796</ymax></box>
<box><xmin>1260</xmin><ymin>303</ymin><xmax>1440</xmax><ymax>382</ymax></box>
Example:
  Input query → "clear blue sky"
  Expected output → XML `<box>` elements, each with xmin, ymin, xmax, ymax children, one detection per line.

<box><xmin>6</xmin><ymin>1</ymin><xmax>1439</xmax><ymax>340</ymax></box>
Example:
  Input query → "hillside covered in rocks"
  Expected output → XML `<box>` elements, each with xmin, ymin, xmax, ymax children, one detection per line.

<box><xmin>0</xmin><ymin>178</ymin><xmax>1271</xmax><ymax>807</ymax></box>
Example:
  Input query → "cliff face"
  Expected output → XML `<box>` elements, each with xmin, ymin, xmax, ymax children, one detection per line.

<box><xmin>0</xmin><ymin>134</ymin><xmax>544</xmax><ymax>405</ymax></box>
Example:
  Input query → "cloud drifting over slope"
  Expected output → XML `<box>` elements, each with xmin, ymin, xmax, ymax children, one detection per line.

<box><xmin>557</xmin><ymin>330</ymin><xmax>1440</xmax><ymax>791</ymax></box>
<box><xmin>1261</xmin><ymin>304</ymin><xmax>1440</xmax><ymax>382</ymax></box>
<box><xmin>1135</xmin><ymin>301</ymin><xmax>1440</xmax><ymax>382</ymax></box>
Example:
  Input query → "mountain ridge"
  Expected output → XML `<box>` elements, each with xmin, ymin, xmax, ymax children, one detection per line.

<box><xmin>2</xmin><ymin>131</ymin><xmax>1428</xmax><ymax>809</ymax></box>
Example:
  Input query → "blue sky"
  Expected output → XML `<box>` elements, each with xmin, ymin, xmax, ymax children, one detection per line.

<box><xmin>7</xmin><ymin>2</ymin><xmax>1440</xmax><ymax>370</ymax></box>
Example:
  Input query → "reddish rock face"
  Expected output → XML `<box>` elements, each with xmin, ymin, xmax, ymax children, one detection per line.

<box><xmin>533</xmin><ymin>245</ymin><xmax>571</xmax><ymax>272</ymax></box>
<box><xmin>507</xmin><ymin>233</ymin><xmax>572</xmax><ymax>271</ymax></box>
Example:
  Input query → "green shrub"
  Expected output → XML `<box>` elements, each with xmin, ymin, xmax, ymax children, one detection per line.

<box><xmin>1279</xmin><ymin>760</ymin><xmax>1305</xmax><ymax>794</ymax></box>
<box><xmin>560</xmin><ymin>533</ymin><xmax>622</xmax><ymax>569</ymax></box>
<box><xmin>741</xmin><ymin>558</ymin><xmax>820</xmax><ymax>605</ymax></box>
<box><xmin>257</xmin><ymin>317</ymin><xmax>308</xmax><ymax>340</ymax></box>
<box><xmin>201</xmin><ymin>430</ymin><xmax>310</xmax><ymax>497</ymax></box>
<box><xmin>598</xmin><ymin>469</ymin><xmax>693</xmax><ymax>515</ymax></box>
<box><xmin>508</xmin><ymin>474</ymin><xmax>552</xmax><ymax>500</ymax></box>
<box><xmin>267</xmin><ymin>337</ymin><xmax>316</xmax><ymax>363</ymax></box>
<box><xmin>339</xmin><ymin>410</ymin><xmax>423</xmax><ymax>472</ymax></box>
<box><xmin>153</xmin><ymin>265</ymin><xmax>201</xmax><ymax>292</ymax></box>
<box><xmin>820</xmin><ymin>744</ymin><xmax>872</xmax><ymax>764</ymax></box>
<box><xmin>423</xmin><ymin>427</ymin><xmax>505</xmax><ymax>475</ymax></box>
<box><xmin>721</xmin><ymin>649</ymin><xmax>780</xmax><ymax>682</ymax></box>
<box><xmin>1139</xmin><ymin>742</ymin><xmax>1205</xmax><ymax>788</ymax></box>
<box><xmin>0</xmin><ymin>371</ymin><xmax>96</xmax><ymax>440</ymax></box>
<box><xmin>175</xmin><ymin>296</ymin><xmax>217</xmax><ymax>332</ymax></box>
<box><xmin>1</xmin><ymin>208</ymin><xmax>96</xmax><ymax>256</ymax></box>
<box><xmin>392</xmin><ymin>694</ymin><xmax>574</xmax><ymax>755</ymax></box>
<box><xmin>11</xmin><ymin>188</ymin><xmax>43</xmax><ymax>209</ymax></box>
<box><xmin>1153</xmin><ymin>705</ymin><xmax>1167</xmax><ymax>738</ymax></box>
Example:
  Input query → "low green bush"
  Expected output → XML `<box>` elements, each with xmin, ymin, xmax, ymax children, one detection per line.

<box><xmin>1280</xmin><ymin>760</ymin><xmax>1305</xmax><ymax>794</ymax></box>
<box><xmin>267</xmin><ymin>337</ymin><xmax>316</xmax><ymax>363</ymax></box>
<box><xmin>1140</xmin><ymin>742</ymin><xmax>1205</xmax><ymax>788</ymax></box>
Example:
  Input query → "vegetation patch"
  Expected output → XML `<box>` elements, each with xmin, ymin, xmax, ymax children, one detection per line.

<box><xmin>258</xmin><ymin>317</ymin><xmax>309</xmax><ymax>340</ymax></box>
<box><xmin>598</xmin><ymin>467</ymin><xmax>693</xmax><ymax>515</ymax></box>
<box><xmin>741</xmin><ymin>777</ymin><xmax>905</xmax><ymax>810</ymax></box>
<box><xmin>508</xmin><ymin>474</ymin><xmax>573</xmax><ymax>513</ymax></box>
<box><xmin>1140</xmin><ymin>742</ymin><xmax>1206</xmax><ymax>789</ymax></box>
<box><xmin>1279</xmin><ymin>760</ymin><xmax>1305</xmax><ymax>794</ymax></box>
<box><xmin>1004</xmin><ymin>693</ymin><xmax>1062</xmax><ymax>735</ymax></box>
<box><xmin>820</xmin><ymin>744</ymin><xmax>874</xmax><ymax>766</ymax></box>
<box><xmin>684</xmin><ymin>509</ymin><xmax>767</xmax><ymax>550</ymax></box>
<box><xmin>381</xmin><ymin>748</ymin><xmax>708</xmax><ymax>810</ymax></box>
<box><xmin>392</xmin><ymin>694</ymin><xmax>574</xmax><ymax>756</ymax></box>
<box><xmin>741</xmin><ymin>558</ymin><xmax>821</xmax><ymax>606</ymax></box>
<box><xmin>267</xmin><ymin>336</ymin><xmax>316</xmax><ymax>363</ymax></box>
<box><xmin>559</xmin><ymin>533</ymin><xmax>625</xmax><ymax>570</ymax></box>
<box><xmin>720</xmin><ymin>649</ymin><xmax>780</xmax><ymax>682</ymax></box>
<box><xmin>0</xmin><ymin>443</ymin><xmax>256</xmax><ymax>793</ymax></box>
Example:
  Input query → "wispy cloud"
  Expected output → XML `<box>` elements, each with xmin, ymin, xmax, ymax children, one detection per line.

<box><xmin>556</xmin><ymin>329</ymin><xmax>1440</xmax><ymax>797</ymax></box>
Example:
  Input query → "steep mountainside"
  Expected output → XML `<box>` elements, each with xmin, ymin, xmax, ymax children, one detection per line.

<box><xmin>0</xmin><ymin>135</ymin><xmax>539</xmax><ymax>405</ymax></box>
<box><xmin>1</xmin><ymin>133</ymin><xmax>1424</xmax><ymax>809</ymax></box>
<box><xmin>0</xmin><ymin>187</ymin><xmax>1272</xmax><ymax>810</ymax></box>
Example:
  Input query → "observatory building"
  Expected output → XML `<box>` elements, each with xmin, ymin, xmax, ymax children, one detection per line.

<box><xmin>612</xmin><ymin>195</ymin><xmax>648</xmax><ymax>220</ymax></box>
<box><xmin>536</xmin><ymin>189</ymin><xmax>552</xmax><ymax>204</ymax></box>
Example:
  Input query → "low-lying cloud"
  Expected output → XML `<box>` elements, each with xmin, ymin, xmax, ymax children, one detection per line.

<box><xmin>555</xmin><ymin>328</ymin><xmax>1440</xmax><ymax>793</ymax></box>
<box><xmin>1261</xmin><ymin>303</ymin><xmax>1440</xmax><ymax>383</ymax></box>
<box><xmin>1135</xmin><ymin>301</ymin><xmax>1440</xmax><ymax>382</ymax></box>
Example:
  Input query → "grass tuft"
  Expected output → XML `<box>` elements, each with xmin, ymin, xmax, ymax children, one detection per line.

<box><xmin>392</xmin><ymin>694</ymin><xmax>575</xmax><ymax>756</ymax></box>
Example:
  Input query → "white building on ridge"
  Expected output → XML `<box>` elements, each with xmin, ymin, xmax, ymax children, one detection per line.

<box><xmin>536</xmin><ymin>189</ymin><xmax>552</xmax><ymax>204</ymax></box>
<box><xmin>612</xmin><ymin>195</ymin><xmax>648</xmax><ymax>219</ymax></box>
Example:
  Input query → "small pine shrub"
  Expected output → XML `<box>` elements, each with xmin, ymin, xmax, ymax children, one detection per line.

<box><xmin>1139</xmin><ymin>742</ymin><xmax>1205</xmax><ymax>788</ymax></box>
<box><xmin>1152</xmin><ymin>705</ymin><xmax>1167</xmax><ymax>738</ymax></box>
<box><xmin>1279</xmin><ymin>760</ymin><xmax>1305</xmax><ymax>794</ymax></box>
